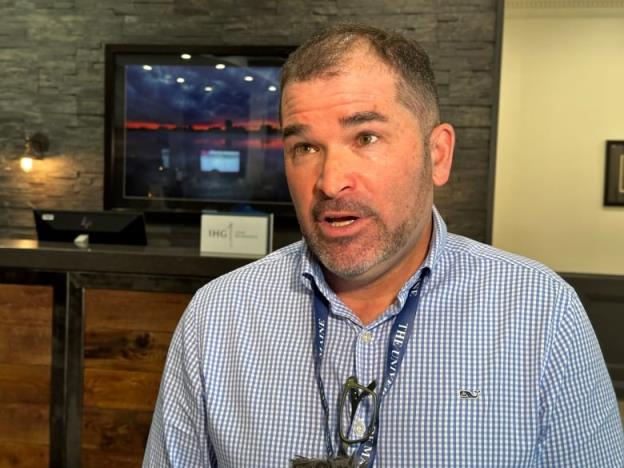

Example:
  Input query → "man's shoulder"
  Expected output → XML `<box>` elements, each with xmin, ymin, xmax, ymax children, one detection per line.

<box><xmin>442</xmin><ymin>233</ymin><xmax>574</xmax><ymax>293</ymax></box>
<box><xmin>193</xmin><ymin>240</ymin><xmax>305</xmax><ymax>302</ymax></box>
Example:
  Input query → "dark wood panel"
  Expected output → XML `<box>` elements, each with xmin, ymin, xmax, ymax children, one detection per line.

<box><xmin>84</xmin><ymin>329</ymin><xmax>174</xmax><ymax>373</ymax></box>
<box><xmin>82</xmin><ymin>368</ymin><xmax>161</xmax><ymax>412</ymax></box>
<box><xmin>0</xmin><ymin>364</ymin><xmax>50</xmax><ymax>405</ymax></box>
<box><xmin>0</xmin><ymin>271</ymin><xmax>70</xmax><ymax>468</ymax></box>
<box><xmin>81</xmin><ymin>408</ymin><xmax>152</xmax><ymax>455</ymax></box>
<box><xmin>0</xmin><ymin>283</ymin><xmax>52</xmax><ymax>467</ymax></box>
<box><xmin>81</xmin><ymin>449</ymin><xmax>143</xmax><ymax>468</ymax></box>
<box><xmin>81</xmin><ymin>287</ymin><xmax>189</xmax><ymax>466</ymax></box>
<box><xmin>84</xmin><ymin>289</ymin><xmax>191</xmax><ymax>333</ymax></box>
<box><xmin>0</xmin><ymin>284</ymin><xmax>52</xmax><ymax>326</ymax></box>
<box><xmin>0</xmin><ymin>404</ymin><xmax>49</xmax><ymax>445</ymax></box>
<box><xmin>0</xmin><ymin>282</ymin><xmax>52</xmax><ymax>367</ymax></box>
<box><xmin>0</xmin><ymin>441</ymin><xmax>48</xmax><ymax>468</ymax></box>
<box><xmin>0</xmin><ymin>325</ymin><xmax>51</xmax><ymax>366</ymax></box>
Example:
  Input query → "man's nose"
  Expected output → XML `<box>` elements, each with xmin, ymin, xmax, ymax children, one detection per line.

<box><xmin>314</xmin><ymin>147</ymin><xmax>355</xmax><ymax>198</ymax></box>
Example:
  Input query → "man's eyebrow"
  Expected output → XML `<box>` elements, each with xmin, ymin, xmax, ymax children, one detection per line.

<box><xmin>340</xmin><ymin>111</ymin><xmax>388</xmax><ymax>127</ymax></box>
<box><xmin>281</xmin><ymin>111</ymin><xmax>387</xmax><ymax>138</ymax></box>
<box><xmin>282</xmin><ymin>123</ymin><xmax>308</xmax><ymax>139</ymax></box>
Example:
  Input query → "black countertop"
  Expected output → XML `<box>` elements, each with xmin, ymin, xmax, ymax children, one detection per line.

<box><xmin>0</xmin><ymin>239</ymin><xmax>255</xmax><ymax>278</ymax></box>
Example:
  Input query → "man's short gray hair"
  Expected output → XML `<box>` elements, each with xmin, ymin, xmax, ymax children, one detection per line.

<box><xmin>280</xmin><ymin>23</ymin><xmax>440</xmax><ymax>135</ymax></box>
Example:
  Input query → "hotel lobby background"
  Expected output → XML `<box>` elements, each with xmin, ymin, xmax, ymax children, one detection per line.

<box><xmin>0</xmin><ymin>0</ymin><xmax>500</xmax><ymax>241</ymax></box>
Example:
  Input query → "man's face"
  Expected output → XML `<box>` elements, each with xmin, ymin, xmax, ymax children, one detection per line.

<box><xmin>281</xmin><ymin>50</ymin><xmax>452</xmax><ymax>285</ymax></box>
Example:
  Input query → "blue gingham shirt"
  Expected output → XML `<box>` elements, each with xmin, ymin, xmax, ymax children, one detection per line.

<box><xmin>144</xmin><ymin>208</ymin><xmax>624</xmax><ymax>467</ymax></box>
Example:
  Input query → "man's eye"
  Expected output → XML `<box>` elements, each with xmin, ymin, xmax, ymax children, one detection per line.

<box><xmin>292</xmin><ymin>143</ymin><xmax>318</xmax><ymax>155</ymax></box>
<box><xmin>357</xmin><ymin>134</ymin><xmax>378</xmax><ymax>145</ymax></box>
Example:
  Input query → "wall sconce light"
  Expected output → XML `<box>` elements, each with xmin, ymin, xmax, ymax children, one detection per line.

<box><xmin>21</xmin><ymin>132</ymin><xmax>50</xmax><ymax>173</ymax></box>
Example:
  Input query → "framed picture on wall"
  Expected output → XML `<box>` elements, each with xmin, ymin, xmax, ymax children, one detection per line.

<box><xmin>604</xmin><ymin>140</ymin><xmax>624</xmax><ymax>206</ymax></box>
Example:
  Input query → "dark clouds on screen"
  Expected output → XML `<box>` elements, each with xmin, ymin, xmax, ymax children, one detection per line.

<box><xmin>125</xmin><ymin>65</ymin><xmax>281</xmax><ymax>125</ymax></box>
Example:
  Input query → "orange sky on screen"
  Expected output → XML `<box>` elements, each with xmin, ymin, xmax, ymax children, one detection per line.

<box><xmin>126</xmin><ymin>119</ymin><xmax>279</xmax><ymax>131</ymax></box>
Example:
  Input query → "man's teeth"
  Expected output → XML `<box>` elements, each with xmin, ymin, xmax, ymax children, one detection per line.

<box><xmin>330</xmin><ymin>219</ymin><xmax>355</xmax><ymax>227</ymax></box>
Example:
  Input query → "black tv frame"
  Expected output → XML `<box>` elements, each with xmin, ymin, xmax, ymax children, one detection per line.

<box><xmin>104</xmin><ymin>44</ymin><xmax>296</xmax><ymax>224</ymax></box>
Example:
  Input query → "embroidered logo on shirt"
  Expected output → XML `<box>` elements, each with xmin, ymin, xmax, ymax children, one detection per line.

<box><xmin>458</xmin><ymin>389</ymin><xmax>481</xmax><ymax>400</ymax></box>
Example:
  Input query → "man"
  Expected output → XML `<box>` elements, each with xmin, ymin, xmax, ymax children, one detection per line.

<box><xmin>144</xmin><ymin>24</ymin><xmax>624</xmax><ymax>467</ymax></box>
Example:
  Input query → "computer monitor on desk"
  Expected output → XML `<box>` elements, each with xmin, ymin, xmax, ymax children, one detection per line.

<box><xmin>34</xmin><ymin>209</ymin><xmax>147</xmax><ymax>246</ymax></box>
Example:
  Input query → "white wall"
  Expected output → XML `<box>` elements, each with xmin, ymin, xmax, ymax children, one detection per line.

<box><xmin>493</xmin><ymin>3</ymin><xmax>624</xmax><ymax>275</ymax></box>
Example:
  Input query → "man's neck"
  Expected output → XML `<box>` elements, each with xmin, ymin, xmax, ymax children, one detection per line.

<box><xmin>324</xmin><ymin>220</ymin><xmax>433</xmax><ymax>325</ymax></box>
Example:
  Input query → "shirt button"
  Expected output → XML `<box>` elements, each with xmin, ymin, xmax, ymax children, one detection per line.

<box><xmin>361</xmin><ymin>331</ymin><xmax>373</xmax><ymax>344</ymax></box>
<box><xmin>353</xmin><ymin>420</ymin><xmax>366</xmax><ymax>437</ymax></box>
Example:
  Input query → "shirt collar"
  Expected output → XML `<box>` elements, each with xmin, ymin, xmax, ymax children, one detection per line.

<box><xmin>299</xmin><ymin>205</ymin><xmax>448</xmax><ymax>319</ymax></box>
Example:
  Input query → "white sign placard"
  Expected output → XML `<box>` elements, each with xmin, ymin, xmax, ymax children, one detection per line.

<box><xmin>200</xmin><ymin>212</ymin><xmax>273</xmax><ymax>258</ymax></box>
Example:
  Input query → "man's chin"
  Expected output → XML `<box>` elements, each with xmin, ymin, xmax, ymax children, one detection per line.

<box><xmin>321</xmin><ymin>259</ymin><xmax>372</xmax><ymax>280</ymax></box>
<box><xmin>311</xmin><ymin>243</ymin><xmax>378</xmax><ymax>280</ymax></box>
<box><xmin>303</xmin><ymin>230</ymin><xmax>391</xmax><ymax>280</ymax></box>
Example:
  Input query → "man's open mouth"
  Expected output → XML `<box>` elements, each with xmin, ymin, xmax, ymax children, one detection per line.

<box><xmin>325</xmin><ymin>216</ymin><xmax>358</xmax><ymax>227</ymax></box>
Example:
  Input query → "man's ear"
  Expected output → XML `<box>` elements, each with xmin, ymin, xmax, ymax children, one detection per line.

<box><xmin>428</xmin><ymin>123</ymin><xmax>455</xmax><ymax>187</ymax></box>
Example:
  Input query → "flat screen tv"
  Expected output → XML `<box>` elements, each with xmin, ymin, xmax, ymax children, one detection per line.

<box><xmin>104</xmin><ymin>44</ymin><xmax>295</xmax><ymax>221</ymax></box>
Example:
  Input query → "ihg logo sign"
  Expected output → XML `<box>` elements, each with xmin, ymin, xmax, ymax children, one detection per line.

<box><xmin>206</xmin><ymin>222</ymin><xmax>234</xmax><ymax>246</ymax></box>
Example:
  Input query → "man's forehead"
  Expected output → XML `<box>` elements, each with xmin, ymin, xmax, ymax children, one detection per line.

<box><xmin>281</xmin><ymin>87</ymin><xmax>393</xmax><ymax>132</ymax></box>
<box><xmin>281</xmin><ymin>44</ymin><xmax>395</xmax><ymax>96</ymax></box>
<box><xmin>280</xmin><ymin>80</ymin><xmax>400</xmax><ymax>131</ymax></box>
<box><xmin>279</xmin><ymin>45</ymin><xmax>407</xmax><ymax>131</ymax></box>
<box><xmin>282</xmin><ymin>110</ymin><xmax>389</xmax><ymax>138</ymax></box>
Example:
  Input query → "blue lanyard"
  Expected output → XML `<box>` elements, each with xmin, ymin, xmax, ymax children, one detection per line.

<box><xmin>311</xmin><ymin>268</ymin><xmax>430</xmax><ymax>467</ymax></box>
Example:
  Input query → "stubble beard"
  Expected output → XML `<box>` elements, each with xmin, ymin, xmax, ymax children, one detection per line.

<box><xmin>303</xmin><ymin>212</ymin><xmax>409</xmax><ymax>280</ymax></box>
<box><xmin>300</xmin><ymin>197</ymin><xmax>421</xmax><ymax>280</ymax></box>
<box><xmin>300</xmin><ymin>153</ymin><xmax>432</xmax><ymax>281</ymax></box>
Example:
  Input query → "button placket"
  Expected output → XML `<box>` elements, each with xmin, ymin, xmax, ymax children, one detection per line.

<box><xmin>353</xmin><ymin>418</ymin><xmax>366</xmax><ymax>438</ymax></box>
<box><xmin>349</xmin><ymin>328</ymin><xmax>378</xmax><ymax>446</ymax></box>
<box><xmin>361</xmin><ymin>330</ymin><xmax>373</xmax><ymax>344</ymax></box>
<box><xmin>354</xmin><ymin>329</ymin><xmax>376</xmax><ymax>385</ymax></box>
